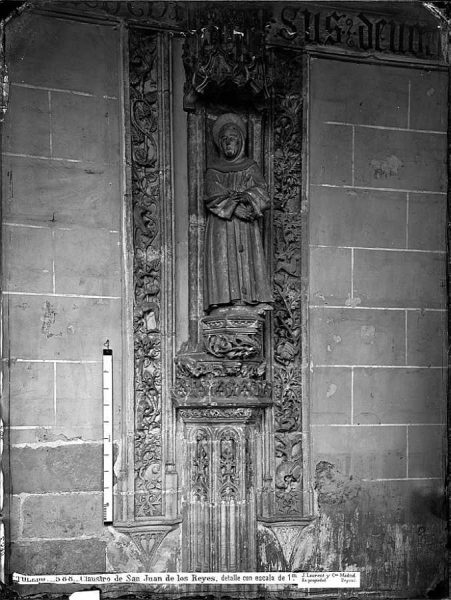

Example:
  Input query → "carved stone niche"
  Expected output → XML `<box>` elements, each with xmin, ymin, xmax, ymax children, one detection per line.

<box><xmin>173</xmin><ymin>105</ymin><xmax>274</xmax><ymax>409</ymax></box>
<box><xmin>174</xmin><ymin>37</ymin><xmax>277</xmax><ymax>568</ymax></box>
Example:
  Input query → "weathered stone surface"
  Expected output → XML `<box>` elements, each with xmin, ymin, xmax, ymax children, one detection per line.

<box><xmin>309</xmin><ymin>186</ymin><xmax>407</xmax><ymax>248</ymax></box>
<box><xmin>9</xmin><ymin>425</ymin><xmax>103</xmax><ymax>445</ymax></box>
<box><xmin>408</xmin><ymin>425</ymin><xmax>445</xmax><ymax>478</ymax></box>
<box><xmin>22</xmin><ymin>493</ymin><xmax>103</xmax><ymax>538</ymax></box>
<box><xmin>291</xmin><ymin>464</ymin><xmax>446</xmax><ymax>596</ymax></box>
<box><xmin>309</xmin><ymin>124</ymin><xmax>352</xmax><ymax>185</ymax></box>
<box><xmin>9</xmin><ymin>495</ymin><xmax>22</xmax><ymax>541</ymax></box>
<box><xmin>55</xmin><ymin>363</ymin><xmax>102</xmax><ymax>429</ymax></box>
<box><xmin>310</xmin><ymin>307</ymin><xmax>405</xmax><ymax>365</ymax></box>
<box><xmin>354</xmin><ymin>128</ymin><xmax>447</xmax><ymax>192</ymax></box>
<box><xmin>10</xmin><ymin>443</ymin><xmax>102</xmax><ymax>493</ymax></box>
<box><xmin>152</xmin><ymin>528</ymin><xmax>181</xmax><ymax>572</ymax></box>
<box><xmin>106</xmin><ymin>528</ymin><xmax>147</xmax><ymax>573</ymax></box>
<box><xmin>10</xmin><ymin>539</ymin><xmax>106</xmax><ymax>575</ymax></box>
<box><xmin>54</xmin><ymin>228</ymin><xmax>121</xmax><ymax>296</ymax></box>
<box><xmin>353</xmin><ymin>249</ymin><xmax>446</xmax><ymax>308</ymax></box>
<box><xmin>257</xmin><ymin>524</ymin><xmax>287</xmax><ymax>571</ymax></box>
<box><xmin>410</xmin><ymin>69</ymin><xmax>448</xmax><ymax>132</ymax></box>
<box><xmin>51</xmin><ymin>94</ymin><xmax>120</xmax><ymax>164</ymax></box>
<box><xmin>7</xmin><ymin>13</ymin><xmax>120</xmax><ymax>97</ymax></box>
<box><xmin>311</xmin><ymin>367</ymin><xmax>351</xmax><ymax>425</ymax></box>
<box><xmin>106</xmin><ymin>527</ymin><xmax>182</xmax><ymax>573</ymax></box>
<box><xmin>312</xmin><ymin>425</ymin><xmax>407</xmax><ymax>479</ymax></box>
<box><xmin>3</xmin><ymin>224</ymin><xmax>53</xmax><ymax>294</ymax></box>
<box><xmin>407</xmin><ymin>310</ymin><xmax>447</xmax><ymax>366</ymax></box>
<box><xmin>353</xmin><ymin>367</ymin><xmax>446</xmax><ymax>424</ymax></box>
<box><xmin>408</xmin><ymin>193</ymin><xmax>446</xmax><ymax>251</ymax></box>
<box><xmin>3</xmin><ymin>85</ymin><xmax>50</xmax><ymax>157</ymax></box>
<box><xmin>310</xmin><ymin>57</ymin><xmax>410</xmax><ymax>127</ymax></box>
<box><xmin>309</xmin><ymin>246</ymin><xmax>351</xmax><ymax>305</ymax></box>
<box><xmin>3</xmin><ymin>156</ymin><xmax>121</xmax><ymax>229</ymax></box>
<box><xmin>9</xmin><ymin>361</ymin><xmax>54</xmax><ymax>426</ymax></box>
<box><xmin>7</xmin><ymin>294</ymin><xmax>121</xmax><ymax>360</ymax></box>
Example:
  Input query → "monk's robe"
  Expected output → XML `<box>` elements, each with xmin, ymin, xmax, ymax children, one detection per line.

<box><xmin>204</xmin><ymin>156</ymin><xmax>273</xmax><ymax>311</ymax></box>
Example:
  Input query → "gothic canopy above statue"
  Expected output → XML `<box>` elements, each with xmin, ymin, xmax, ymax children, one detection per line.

<box><xmin>183</xmin><ymin>5</ymin><xmax>272</xmax><ymax>110</ymax></box>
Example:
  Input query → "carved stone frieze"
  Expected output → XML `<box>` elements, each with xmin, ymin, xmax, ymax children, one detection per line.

<box><xmin>179</xmin><ymin>407</ymin><xmax>257</xmax><ymax>422</ymax></box>
<box><xmin>271</xmin><ymin>49</ymin><xmax>304</xmax><ymax>516</ymax></box>
<box><xmin>266</xmin><ymin>4</ymin><xmax>444</xmax><ymax>60</ymax></box>
<box><xmin>175</xmin><ymin>352</ymin><xmax>266</xmax><ymax>379</ymax></box>
<box><xmin>130</xmin><ymin>29</ymin><xmax>163</xmax><ymax>518</ymax></box>
<box><xmin>174</xmin><ymin>373</ymin><xmax>272</xmax><ymax>404</ymax></box>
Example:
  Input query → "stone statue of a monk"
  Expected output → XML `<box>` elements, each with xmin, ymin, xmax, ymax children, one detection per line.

<box><xmin>204</xmin><ymin>113</ymin><xmax>273</xmax><ymax>313</ymax></box>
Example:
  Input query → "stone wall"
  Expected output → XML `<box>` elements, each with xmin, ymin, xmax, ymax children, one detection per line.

<box><xmin>307</xmin><ymin>56</ymin><xmax>447</xmax><ymax>595</ymax></box>
<box><xmin>0</xmin><ymin>5</ymin><xmax>448</xmax><ymax>599</ymax></box>
<box><xmin>2</xmin><ymin>10</ymin><xmax>122</xmax><ymax>575</ymax></box>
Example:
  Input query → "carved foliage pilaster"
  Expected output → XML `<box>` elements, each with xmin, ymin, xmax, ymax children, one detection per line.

<box><xmin>272</xmin><ymin>50</ymin><xmax>304</xmax><ymax>516</ymax></box>
<box><xmin>130</xmin><ymin>29</ymin><xmax>162</xmax><ymax>518</ymax></box>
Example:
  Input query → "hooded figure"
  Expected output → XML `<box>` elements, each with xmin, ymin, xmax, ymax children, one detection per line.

<box><xmin>204</xmin><ymin>113</ymin><xmax>273</xmax><ymax>312</ymax></box>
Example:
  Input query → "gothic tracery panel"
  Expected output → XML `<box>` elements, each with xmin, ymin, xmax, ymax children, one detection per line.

<box><xmin>183</xmin><ymin>414</ymin><xmax>259</xmax><ymax>572</ymax></box>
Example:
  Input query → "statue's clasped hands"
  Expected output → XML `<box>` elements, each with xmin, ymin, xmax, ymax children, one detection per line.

<box><xmin>232</xmin><ymin>192</ymin><xmax>255</xmax><ymax>222</ymax></box>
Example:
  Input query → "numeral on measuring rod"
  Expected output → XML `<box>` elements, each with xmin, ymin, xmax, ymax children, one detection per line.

<box><xmin>103</xmin><ymin>348</ymin><xmax>113</xmax><ymax>524</ymax></box>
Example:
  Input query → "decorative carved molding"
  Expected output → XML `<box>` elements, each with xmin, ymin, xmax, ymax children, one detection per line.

<box><xmin>175</xmin><ymin>352</ymin><xmax>266</xmax><ymax>379</ymax></box>
<box><xmin>266</xmin><ymin>5</ymin><xmax>444</xmax><ymax>60</ymax></box>
<box><xmin>219</xmin><ymin>430</ymin><xmax>239</xmax><ymax>500</ymax></box>
<box><xmin>183</xmin><ymin>4</ymin><xmax>272</xmax><ymax>110</ymax></box>
<box><xmin>129</xmin><ymin>530</ymin><xmax>169</xmax><ymax>569</ymax></box>
<box><xmin>179</xmin><ymin>407</ymin><xmax>257</xmax><ymax>422</ymax></box>
<box><xmin>192</xmin><ymin>429</ymin><xmax>210</xmax><ymax>501</ymax></box>
<box><xmin>174</xmin><ymin>374</ymin><xmax>272</xmax><ymax>403</ymax></box>
<box><xmin>130</xmin><ymin>29</ymin><xmax>163</xmax><ymax>519</ymax></box>
<box><xmin>271</xmin><ymin>49</ymin><xmax>304</xmax><ymax>517</ymax></box>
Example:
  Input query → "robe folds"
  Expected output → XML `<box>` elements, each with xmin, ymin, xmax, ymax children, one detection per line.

<box><xmin>204</xmin><ymin>157</ymin><xmax>273</xmax><ymax>311</ymax></box>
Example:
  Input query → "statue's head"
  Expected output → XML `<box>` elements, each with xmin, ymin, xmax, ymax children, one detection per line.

<box><xmin>212</xmin><ymin>113</ymin><xmax>246</xmax><ymax>161</ymax></box>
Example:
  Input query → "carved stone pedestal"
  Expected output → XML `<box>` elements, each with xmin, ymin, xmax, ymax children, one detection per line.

<box><xmin>201</xmin><ymin>309</ymin><xmax>265</xmax><ymax>361</ymax></box>
<box><xmin>178</xmin><ymin>407</ymin><xmax>260</xmax><ymax>571</ymax></box>
<box><xmin>174</xmin><ymin>313</ymin><xmax>272</xmax><ymax>570</ymax></box>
